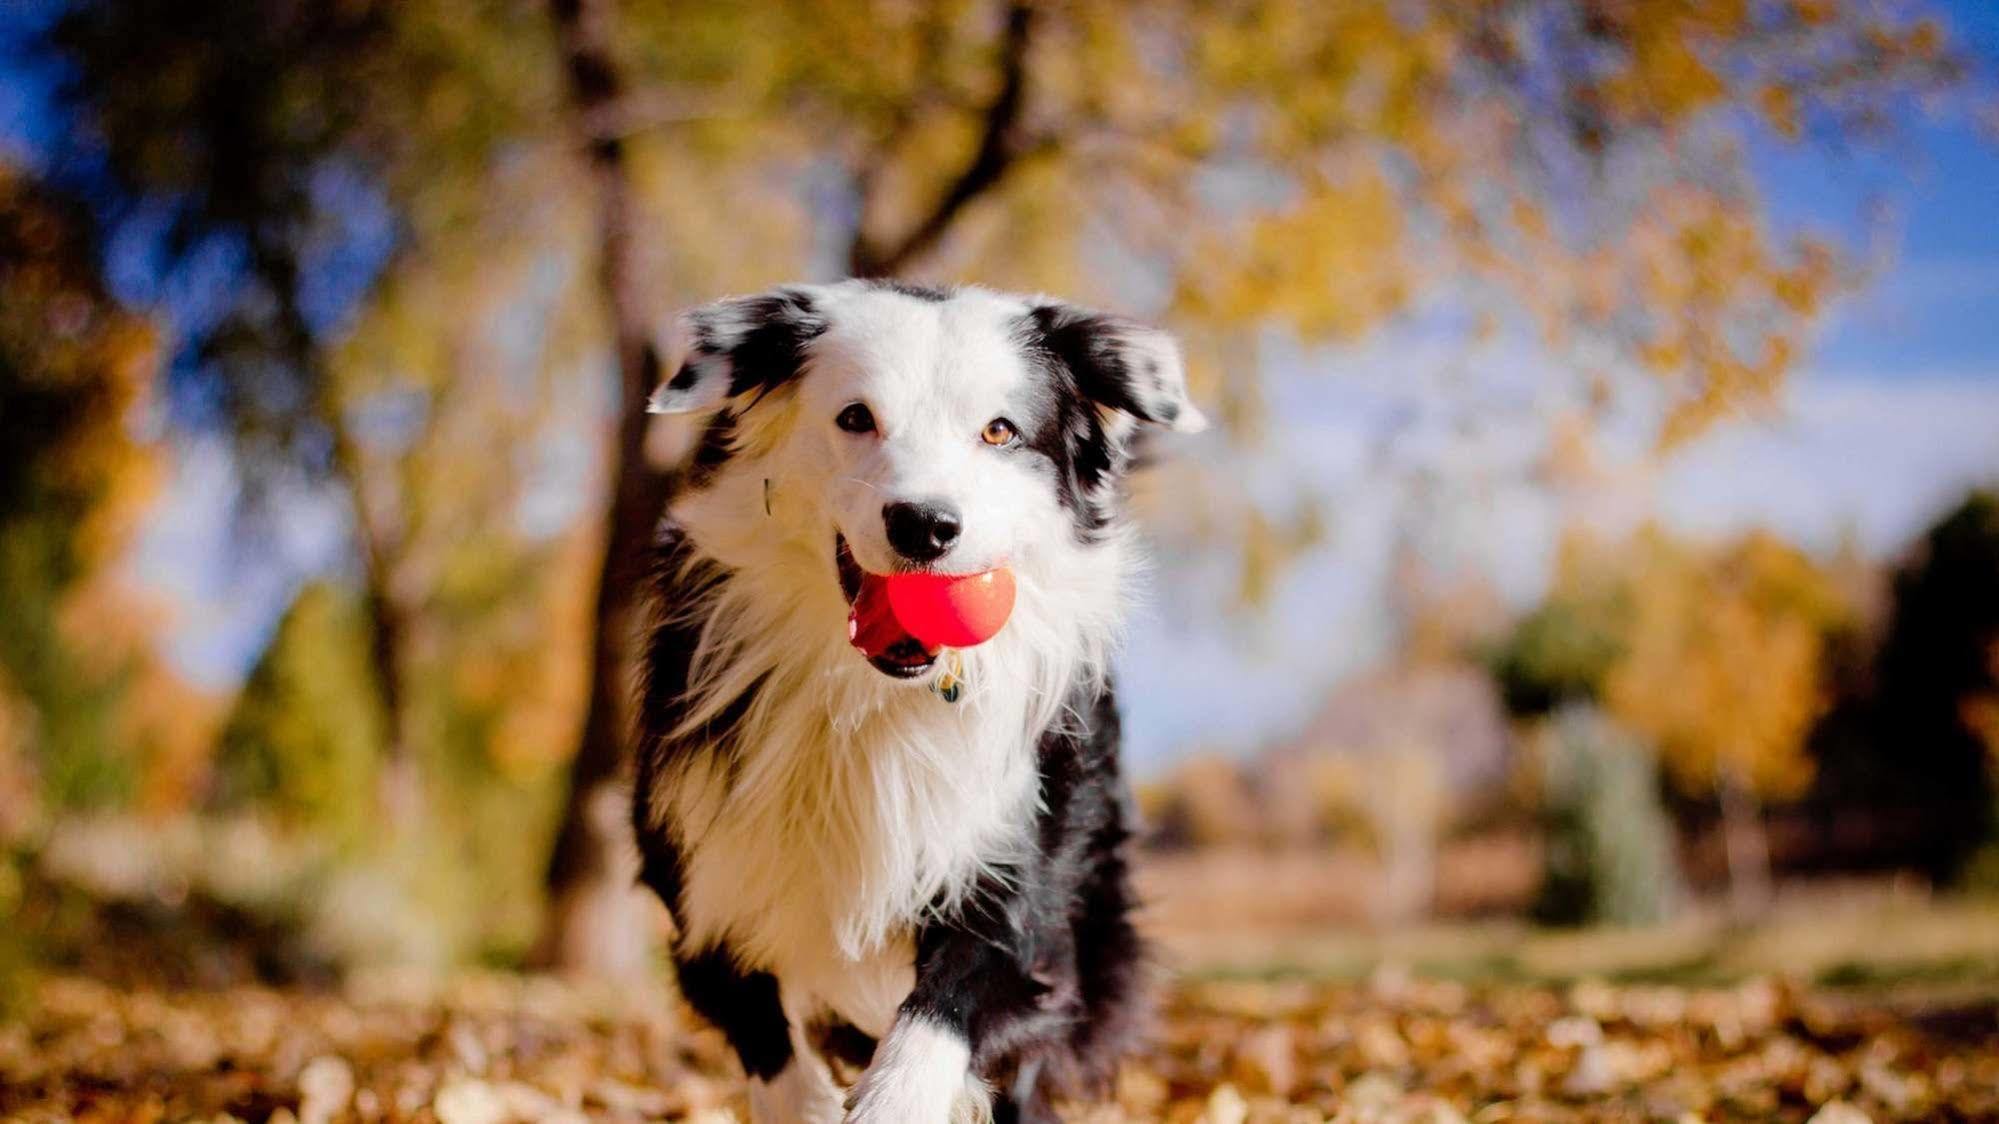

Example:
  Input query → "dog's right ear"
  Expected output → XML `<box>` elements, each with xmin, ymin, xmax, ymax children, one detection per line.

<box><xmin>647</xmin><ymin>287</ymin><xmax>828</xmax><ymax>414</ymax></box>
<box><xmin>1024</xmin><ymin>301</ymin><xmax>1208</xmax><ymax>435</ymax></box>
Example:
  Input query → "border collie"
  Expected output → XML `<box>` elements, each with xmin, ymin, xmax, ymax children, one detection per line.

<box><xmin>632</xmin><ymin>280</ymin><xmax>1204</xmax><ymax>1123</ymax></box>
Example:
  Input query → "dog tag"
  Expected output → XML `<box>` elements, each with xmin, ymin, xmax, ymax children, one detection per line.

<box><xmin>933</xmin><ymin>651</ymin><xmax>965</xmax><ymax>704</ymax></box>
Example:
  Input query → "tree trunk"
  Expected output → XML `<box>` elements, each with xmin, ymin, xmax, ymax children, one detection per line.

<box><xmin>1718</xmin><ymin>769</ymin><xmax>1772</xmax><ymax>922</ymax></box>
<box><xmin>252</xmin><ymin>240</ymin><xmax>423</xmax><ymax>827</ymax></box>
<box><xmin>532</xmin><ymin>0</ymin><xmax>673</xmax><ymax>978</ymax></box>
<box><xmin>328</xmin><ymin>419</ymin><xmax>425</xmax><ymax>826</ymax></box>
<box><xmin>532</xmin><ymin>0</ymin><xmax>1044</xmax><ymax>978</ymax></box>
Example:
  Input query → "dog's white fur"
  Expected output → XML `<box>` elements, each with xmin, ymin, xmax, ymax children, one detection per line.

<box><xmin>845</xmin><ymin>1016</ymin><xmax>989</xmax><ymax>1124</ymax></box>
<box><xmin>643</xmin><ymin>283</ymin><xmax>1195</xmax><ymax>1120</ymax></box>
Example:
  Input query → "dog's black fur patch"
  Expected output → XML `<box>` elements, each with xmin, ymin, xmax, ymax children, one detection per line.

<box><xmin>1023</xmin><ymin>303</ymin><xmax>1181</xmax><ymax>428</ymax></box>
<box><xmin>719</xmin><ymin>289</ymin><xmax>826</xmax><ymax>400</ymax></box>
<box><xmin>673</xmin><ymin>286</ymin><xmax>827</xmax><ymax>406</ymax></box>
<box><xmin>667</xmin><ymin>289</ymin><xmax>824</xmax><ymax>488</ymax></box>
<box><xmin>674</xmin><ymin>945</ymin><xmax>794</xmax><ymax>1081</ymax></box>
<box><xmin>1011</xmin><ymin>307</ymin><xmax>1178</xmax><ymax>542</ymax></box>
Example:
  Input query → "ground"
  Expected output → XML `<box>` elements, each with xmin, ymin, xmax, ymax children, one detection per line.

<box><xmin>5</xmin><ymin>968</ymin><xmax>1997</xmax><ymax>1124</ymax></box>
<box><xmin>8</xmin><ymin>878</ymin><xmax>1999</xmax><ymax>1122</ymax></box>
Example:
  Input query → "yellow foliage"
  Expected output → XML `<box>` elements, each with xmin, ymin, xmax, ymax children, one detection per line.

<box><xmin>1584</xmin><ymin>528</ymin><xmax>1851</xmax><ymax>800</ymax></box>
<box><xmin>560</xmin><ymin>0</ymin><xmax>1959</xmax><ymax>451</ymax></box>
<box><xmin>1178</xmin><ymin>166</ymin><xmax>1412</xmax><ymax>340</ymax></box>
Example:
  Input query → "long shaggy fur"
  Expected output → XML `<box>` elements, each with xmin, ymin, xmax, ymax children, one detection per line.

<box><xmin>631</xmin><ymin>280</ymin><xmax>1200</xmax><ymax>1123</ymax></box>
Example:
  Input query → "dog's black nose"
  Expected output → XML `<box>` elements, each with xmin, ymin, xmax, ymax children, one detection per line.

<box><xmin>884</xmin><ymin>500</ymin><xmax>962</xmax><ymax>563</ymax></box>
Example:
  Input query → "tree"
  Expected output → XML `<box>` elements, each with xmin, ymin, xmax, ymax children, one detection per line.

<box><xmin>531</xmin><ymin>0</ymin><xmax>676</xmax><ymax>977</ymax></box>
<box><xmin>1867</xmin><ymin>491</ymin><xmax>1999</xmax><ymax>883</ymax></box>
<box><xmin>1491</xmin><ymin>527</ymin><xmax>1855</xmax><ymax>916</ymax></box>
<box><xmin>1531</xmin><ymin>704</ymin><xmax>1682</xmax><ymax>927</ymax></box>
<box><xmin>1488</xmin><ymin>533</ymin><xmax>1633</xmax><ymax>718</ymax></box>
<box><xmin>42</xmin><ymin>0</ymin><xmax>558</xmax><ymax>812</ymax></box>
<box><xmin>210</xmin><ymin>583</ymin><xmax>385</xmax><ymax>842</ymax></box>
<box><xmin>1600</xmin><ymin>530</ymin><xmax>1850</xmax><ymax>917</ymax></box>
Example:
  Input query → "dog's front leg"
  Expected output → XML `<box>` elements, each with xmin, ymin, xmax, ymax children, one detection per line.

<box><xmin>673</xmin><ymin>946</ymin><xmax>843</xmax><ymax>1123</ymax></box>
<box><xmin>845</xmin><ymin>924</ymin><xmax>1046</xmax><ymax>1124</ymax></box>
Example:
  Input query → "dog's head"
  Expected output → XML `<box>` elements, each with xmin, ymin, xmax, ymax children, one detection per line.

<box><xmin>649</xmin><ymin>280</ymin><xmax>1204</xmax><ymax>682</ymax></box>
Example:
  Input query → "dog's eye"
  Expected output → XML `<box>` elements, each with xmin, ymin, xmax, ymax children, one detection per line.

<box><xmin>836</xmin><ymin>403</ymin><xmax>877</xmax><ymax>434</ymax></box>
<box><xmin>981</xmin><ymin>418</ymin><xmax>1019</xmax><ymax>447</ymax></box>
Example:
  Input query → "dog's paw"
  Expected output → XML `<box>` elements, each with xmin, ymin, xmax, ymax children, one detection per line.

<box><xmin>844</xmin><ymin>1081</ymin><xmax>990</xmax><ymax>1124</ymax></box>
<box><xmin>842</xmin><ymin>1018</ymin><xmax>988</xmax><ymax>1124</ymax></box>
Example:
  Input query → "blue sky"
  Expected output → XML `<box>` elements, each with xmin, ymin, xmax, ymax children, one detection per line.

<box><xmin>1758</xmin><ymin>0</ymin><xmax>1999</xmax><ymax>377</ymax></box>
<box><xmin>1761</xmin><ymin>102</ymin><xmax>1999</xmax><ymax>380</ymax></box>
<box><xmin>5</xmin><ymin>3</ymin><xmax>1999</xmax><ymax>772</ymax></box>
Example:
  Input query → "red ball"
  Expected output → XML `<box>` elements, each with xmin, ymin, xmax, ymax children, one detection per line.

<box><xmin>884</xmin><ymin>568</ymin><xmax>1017</xmax><ymax>649</ymax></box>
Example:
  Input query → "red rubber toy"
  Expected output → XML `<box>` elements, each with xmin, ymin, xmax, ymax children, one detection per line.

<box><xmin>884</xmin><ymin>569</ymin><xmax>1017</xmax><ymax>649</ymax></box>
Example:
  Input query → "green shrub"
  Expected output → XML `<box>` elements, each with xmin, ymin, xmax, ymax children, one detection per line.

<box><xmin>1532</xmin><ymin>704</ymin><xmax>1683</xmax><ymax>927</ymax></box>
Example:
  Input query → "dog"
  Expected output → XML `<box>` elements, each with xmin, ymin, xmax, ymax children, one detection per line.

<box><xmin>632</xmin><ymin>279</ymin><xmax>1205</xmax><ymax>1123</ymax></box>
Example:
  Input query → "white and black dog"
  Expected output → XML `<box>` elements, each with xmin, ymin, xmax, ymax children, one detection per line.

<box><xmin>632</xmin><ymin>279</ymin><xmax>1204</xmax><ymax>1123</ymax></box>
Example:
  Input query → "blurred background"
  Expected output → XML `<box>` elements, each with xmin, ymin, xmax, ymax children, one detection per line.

<box><xmin>3</xmin><ymin>0</ymin><xmax>1999</xmax><ymax>1001</ymax></box>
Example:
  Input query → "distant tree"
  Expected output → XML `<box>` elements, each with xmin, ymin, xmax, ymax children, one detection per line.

<box><xmin>1602</xmin><ymin>529</ymin><xmax>1850</xmax><ymax>917</ymax></box>
<box><xmin>1492</xmin><ymin>527</ymin><xmax>1855</xmax><ymax>916</ymax></box>
<box><xmin>1487</xmin><ymin>534</ymin><xmax>1633</xmax><ymax>717</ymax></box>
<box><xmin>1531</xmin><ymin>704</ymin><xmax>1682</xmax><ymax>927</ymax></box>
<box><xmin>1866</xmin><ymin>491</ymin><xmax>1999</xmax><ymax>883</ymax></box>
<box><xmin>529</xmin><ymin>0</ymin><xmax>676</xmax><ymax>977</ymax></box>
<box><xmin>0</xmin><ymin>160</ymin><xmax>164</xmax><ymax>811</ymax></box>
<box><xmin>43</xmin><ymin>0</ymin><xmax>557</xmax><ymax>805</ymax></box>
<box><xmin>1144</xmin><ymin>753</ymin><xmax>1263</xmax><ymax>850</ymax></box>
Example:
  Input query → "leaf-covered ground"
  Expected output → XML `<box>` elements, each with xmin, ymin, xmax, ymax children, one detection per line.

<box><xmin>3</xmin><ymin>972</ymin><xmax>1996</xmax><ymax>1124</ymax></box>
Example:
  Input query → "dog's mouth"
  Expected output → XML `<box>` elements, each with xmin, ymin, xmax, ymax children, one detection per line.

<box><xmin>837</xmin><ymin>534</ymin><xmax>939</xmax><ymax>679</ymax></box>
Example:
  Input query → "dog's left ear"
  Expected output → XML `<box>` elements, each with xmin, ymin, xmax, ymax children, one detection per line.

<box><xmin>1026</xmin><ymin>302</ymin><xmax>1208</xmax><ymax>434</ymax></box>
<box><xmin>647</xmin><ymin>286</ymin><xmax>828</xmax><ymax>415</ymax></box>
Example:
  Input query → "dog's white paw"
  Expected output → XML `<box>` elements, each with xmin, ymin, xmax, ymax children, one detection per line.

<box><xmin>843</xmin><ymin>1017</ymin><xmax>989</xmax><ymax>1124</ymax></box>
<box><xmin>749</xmin><ymin>1056</ymin><xmax>845</xmax><ymax>1124</ymax></box>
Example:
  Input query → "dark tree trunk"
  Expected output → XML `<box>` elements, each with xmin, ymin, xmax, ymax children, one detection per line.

<box><xmin>1719</xmin><ymin>768</ymin><xmax>1773</xmax><ymax>923</ymax></box>
<box><xmin>329</xmin><ymin>421</ymin><xmax>424</xmax><ymax>824</ymax></box>
<box><xmin>532</xmin><ymin>0</ymin><xmax>1045</xmax><ymax>977</ymax></box>
<box><xmin>533</xmin><ymin>0</ymin><xmax>673</xmax><ymax>978</ymax></box>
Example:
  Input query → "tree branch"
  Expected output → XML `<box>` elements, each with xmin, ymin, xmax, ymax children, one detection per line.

<box><xmin>848</xmin><ymin>1</ymin><xmax>1040</xmax><ymax>279</ymax></box>
<box><xmin>578</xmin><ymin>85</ymin><xmax>741</xmax><ymax>143</ymax></box>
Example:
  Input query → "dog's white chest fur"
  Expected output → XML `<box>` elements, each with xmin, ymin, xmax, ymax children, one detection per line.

<box><xmin>659</xmin><ymin>656</ymin><xmax>1040</xmax><ymax>1034</ymax></box>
